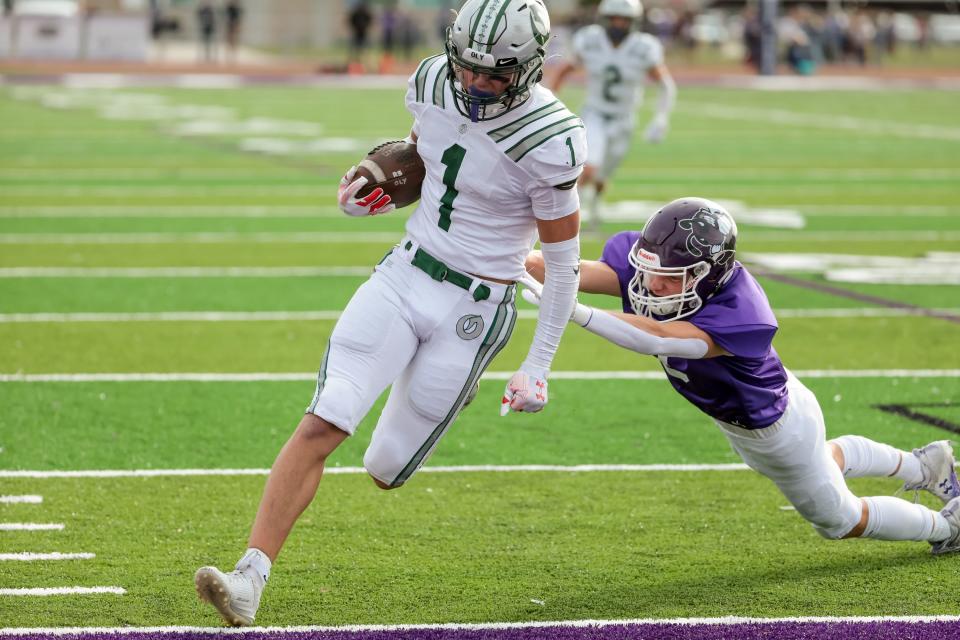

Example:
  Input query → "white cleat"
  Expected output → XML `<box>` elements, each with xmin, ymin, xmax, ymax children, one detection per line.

<box><xmin>195</xmin><ymin>566</ymin><xmax>260</xmax><ymax>627</ymax></box>
<box><xmin>931</xmin><ymin>496</ymin><xmax>960</xmax><ymax>555</ymax></box>
<box><xmin>904</xmin><ymin>440</ymin><xmax>960</xmax><ymax>505</ymax></box>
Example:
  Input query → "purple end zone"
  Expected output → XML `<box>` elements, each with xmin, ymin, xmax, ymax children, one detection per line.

<box><xmin>7</xmin><ymin>622</ymin><xmax>960</xmax><ymax>640</ymax></box>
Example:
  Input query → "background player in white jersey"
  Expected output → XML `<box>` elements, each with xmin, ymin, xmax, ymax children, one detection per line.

<box><xmin>523</xmin><ymin>197</ymin><xmax>960</xmax><ymax>556</ymax></box>
<box><xmin>551</xmin><ymin>0</ymin><xmax>676</xmax><ymax>230</ymax></box>
<box><xmin>193</xmin><ymin>0</ymin><xmax>587</xmax><ymax>626</ymax></box>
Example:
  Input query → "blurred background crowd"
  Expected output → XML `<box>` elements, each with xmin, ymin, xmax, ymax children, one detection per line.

<box><xmin>1</xmin><ymin>0</ymin><xmax>958</xmax><ymax>74</ymax></box>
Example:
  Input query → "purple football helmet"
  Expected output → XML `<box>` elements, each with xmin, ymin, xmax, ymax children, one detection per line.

<box><xmin>627</xmin><ymin>197</ymin><xmax>738</xmax><ymax>321</ymax></box>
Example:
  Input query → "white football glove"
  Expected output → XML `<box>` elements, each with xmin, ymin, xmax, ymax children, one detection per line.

<box><xmin>337</xmin><ymin>165</ymin><xmax>395</xmax><ymax>216</ymax></box>
<box><xmin>643</xmin><ymin>114</ymin><xmax>669</xmax><ymax>145</ymax></box>
<box><xmin>500</xmin><ymin>368</ymin><xmax>549</xmax><ymax>416</ymax></box>
<box><xmin>519</xmin><ymin>273</ymin><xmax>593</xmax><ymax>327</ymax></box>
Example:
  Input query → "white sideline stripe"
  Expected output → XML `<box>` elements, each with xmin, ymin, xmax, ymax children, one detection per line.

<box><xmin>687</xmin><ymin>102</ymin><xmax>960</xmax><ymax>141</ymax></box>
<box><xmin>0</xmin><ymin>465</ymin><xmax>751</xmax><ymax>479</ymax></box>
<box><xmin>0</xmin><ymin>586</ymin><xmax>125</xmax><ymax>597</ymax></box>
<box><xmin>0</xmin><ymin>370</ymin><xmax>958</xmax><ymax>383</ymax></box>
<box><xmin>0</xmin><ymin>232</ymin><xmax>402</xmax><ymax>245</ymax></box>
<box><xmin>0</xmin><ymin>523</ymin><xmax>64</xmax><ymax>531</ymax></box>
<box><xmin>2</xmin><ymin>615</ymin><xmax>958</xmax><ymax>635</ymax></box>
<box><xmin>0</xmin><ymin>267</ymin><xmax>371</xmax><ymax>278</ymax></box>
<box><xmin>2</xmin><ymin>231</ymin><xmax>960</xmax><ymax>244</ymax></box>
<box><xmin>0</xmin><ymin>206</ymin><xmax>343</xmax><ymax>219</ymax></box>
<box><xmin>0</xmin><ymin>496</ymin><xmax>42</xmax><ymax>504</ymax></box>
<box><xmin>0</xmin><ymin>553</ymin><xmax>93</xmax><ymax>561</ymax></box>
<box><xmin>0</xmin><ymin>308</ymin><xmax>957</xmax><ymax>323</ymax></box>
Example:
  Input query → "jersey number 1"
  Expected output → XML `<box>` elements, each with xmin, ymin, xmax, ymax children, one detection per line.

<box><xmin>439</xmin><ymin>144</ymin><xmax>466</xmax><ymax>231</ymax></box>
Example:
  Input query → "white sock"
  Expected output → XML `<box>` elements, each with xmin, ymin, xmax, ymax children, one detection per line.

<box><xmin>236</xmin><ymin>548</ymin><xmax>272</xmax><ymax>589</ymax></box>
<box><xmin>831</xmin><ymin>435</ymin><xmax>922</xmax><ymax>483</ymax></box>
<box><xmin>861</xmin><ymin>496</ymin><xmax>952</xmax><ymax>542</ymax></box>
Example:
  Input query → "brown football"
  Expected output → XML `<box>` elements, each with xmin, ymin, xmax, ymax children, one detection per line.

<box><xmin>354</xmin><ymin>140</ymin><xmax>425</xmax><ymax>210</ymax></box>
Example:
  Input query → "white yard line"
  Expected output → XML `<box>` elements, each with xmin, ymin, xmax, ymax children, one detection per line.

<box><xmin>0</xmin><ymin>553</ymin><xmax>93</xmax><ymax>561</ymax></box>
<box><xmin>0</xmin><ymin>370</ymin><xmax>957</xmax><ymax>384</ymax></box>
<box><xmin>0</xmin><ymin>232</ymin><xmax>402</xmax><ymax>244</ymax></box>
<box><xmin>0</xmin><ymin>308</ymin><xmax>957</xmax><ymax>323</ymax></box>
<box><xmin>0</xmin><ymin>267</ymin><xmax>370</xmax><ymax>278</ymax></box>
<box><xmin>0</xmin><ymin>587</ymin><xmax>124</xmax><ymax>597</ymax></box>
<box><xmin>0</xmin><ymin>464</ymin><xmax>752</xmax><ymax>479</ymax></box>
<box><xmin>1</xmin><ymin>614</ymin><xmax>958</xmax><ymax>635</ymax></box>
<box><xmin>0</xmin><ymin>496</ymin><xmax>42</xmax><ymax>504</ymax></box>
<box><xmin>22</xmin><ymin>230</ymin><xmax>960</xmax><ymax>244</ymax></box>
<box><xmin>0</xmin><ymin>206</ymin><xmax>343</xmax><ymax>219</ymax></box>
<box><xmin>0</xmin><ymin>524</ymin><xmax>64</xmax><ymax>531</ymax></box>
<box><xmin>686</xmin><ymin>102</ymin><xmax>960</xmax><ymax>142</ymax></box>
<box><xmin>2</xmin><ymin>230</ymin><xmax>958</xmax><ymax>244</ymax></box>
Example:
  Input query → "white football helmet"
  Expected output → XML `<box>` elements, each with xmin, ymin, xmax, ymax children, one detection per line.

<box><xmin>445</xmin><ymin>0</ymin><xmax>550</xmax><ymax>122</ymax></box>
<box><xmin>598</xmin><ymin>0</ymin><xmax>642</xmax><ymax>43</ymax></box>
<box><xmin>598</xmin><ymin>0</ymin><xmax>643</xmax><ymax>19</ymax></box>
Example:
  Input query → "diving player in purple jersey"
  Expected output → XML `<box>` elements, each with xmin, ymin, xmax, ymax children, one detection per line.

<box><xmin>524</xmin><ymin>197</ymin><xmax>960</xmax><ymax>554</ymax></box>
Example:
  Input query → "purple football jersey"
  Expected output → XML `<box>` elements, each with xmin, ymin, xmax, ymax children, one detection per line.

<box><xmin>599</xmin><ymin>231</ymin><xmax>788</xmax><ymax>428</ymax></box>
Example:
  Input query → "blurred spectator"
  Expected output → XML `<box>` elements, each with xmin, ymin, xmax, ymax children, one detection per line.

<box><xmin>822</xmin><ymin>9</ymin><xmax>846</xmax><ymax>62</ymax></box>
<box><xmin>224</xmin><ymin>0</ymin><xmax>243</xmax><ymax>64</ymax></box>
<box><xmin>674</xmin><ymin>9</ymin><xmax>697</xmax><ymax>60</ymax></box>
<box><xmin>742</xmin><ymin>5</ymin><xmax>762</xmax><ymax>71</ymax></box>
<box><xmin>197</xmin><ymin>1</ymin><xmax>217</xmax><ymax>63</ymax></box>
<box><xmin>2</xmin><ymin>0</ymin><xmax>12</xmax><ymax>18</ymax></box>
<box><xmin>398</xmin><ymin>11</ymin><xmax>419</xmax><ymax>62</ymax></box>
<box><xmin>874</xmin><ymin>10</ymin><xmax>896</xmax><ymax>63</ymax></box>
<box><xmin>846</xmin><ymin>9</ymin><xmax>875</xmax><ymax>65</ymax></box>
<box><xmin>379</xmin><ymin>0</ymin><xmax>398</xmax><ymax>73</ymax></box>
<box><xmin>348</xmin><ymin>0</ymin><xmax>373</xmax><ymax>73</ymax></box>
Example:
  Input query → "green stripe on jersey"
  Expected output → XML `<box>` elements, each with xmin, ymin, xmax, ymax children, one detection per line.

<box><xmin>505</xmin><ymin>116</ymin><xmax>584</xmax><ymax>163</ymax></box>
<box><xmin>487</xmin><ymin>100</ymin><xmax>563</xmax><ymax>142</ymax></box>
<box><xmin>431</xmin><ymin>58</ymin><xmax>448</xmax><ymax>107</ymax></box>
<box><xmin>415</xmin><ymin>55</ymin><xmax>444</xmax><ymax>103</ymax></box>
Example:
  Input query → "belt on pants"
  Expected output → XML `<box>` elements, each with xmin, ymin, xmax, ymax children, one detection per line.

<box><xmin>403</xmin><ymin>241</ymin><xmax>490</xmax><ymax>302</ymax></box>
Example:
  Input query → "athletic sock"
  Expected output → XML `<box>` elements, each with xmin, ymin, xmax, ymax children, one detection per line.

<box><xmin>861</xmin><ymin>496</ymin><xmax>952</xmax><ymax>542</ymax></box>
<box><xmin>236</xmin><ymin>548</ymin><xmax>272</xmax><ymax>590</ymax></box>
<box><xmin>830</xmin><ymin>435</ymin><xmax>922</xmax><ymax>483</ymax></box>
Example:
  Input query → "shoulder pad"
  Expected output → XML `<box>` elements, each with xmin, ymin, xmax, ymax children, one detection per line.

<box><xmin>409</xmin><ymin>54</ymin><xmax>449</xmax><ymax>108</ymax></box>
<box><xmin>487</xmin><ymin>99</ymin><xmax>584</xmax><ymax>165</ymax></box>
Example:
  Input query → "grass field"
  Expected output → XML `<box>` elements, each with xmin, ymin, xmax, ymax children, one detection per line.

<box><xmin>0</xmin><ymin>79</ymin><xmax>959</xmax><ymax>635</ymax></box>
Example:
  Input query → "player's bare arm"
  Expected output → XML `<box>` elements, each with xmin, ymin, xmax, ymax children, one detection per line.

<box><xmin>549</xmin><ymin>61</ymin><xmax>579</xmax><ymax>94</ymax></box>
<box><xmin>525</xmin><ymin>254</ymin><xmax>620</xmax><ymax>295</ymax></box>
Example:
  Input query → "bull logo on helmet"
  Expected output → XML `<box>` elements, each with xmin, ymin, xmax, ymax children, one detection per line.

<box><xmin>678</xmin><ymin>207</ymin><xmax>734</xmax><ymax>264</ymax></box>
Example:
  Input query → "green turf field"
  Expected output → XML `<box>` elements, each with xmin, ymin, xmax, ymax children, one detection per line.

<box><xmin>0</xmin><ymin>81</ymin><xmax>958</xmax><ymax>628</ymax></box>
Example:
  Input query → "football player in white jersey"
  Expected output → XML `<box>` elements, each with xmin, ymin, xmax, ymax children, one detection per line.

<box><xmin>194</xmin><ymin>0</ymin><xmax>586</xmax><ymax>626</ymax></box>
<box><xmin>551</xmin><ymin>0</ymin><xmax>676</xmax><ymax>230</ymax></box>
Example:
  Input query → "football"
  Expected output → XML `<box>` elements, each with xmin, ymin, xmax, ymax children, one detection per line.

<box><xmin>354</xmin><ymin>140</ymin><xmax>426</xmax><ymax>209</ymax></box>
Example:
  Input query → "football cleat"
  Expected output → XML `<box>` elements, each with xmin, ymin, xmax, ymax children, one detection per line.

<box><xmin>195</xmin><ymin>566</ymin><xmax>261</xmax><ymax>627</ymax></box>
<box><xmin>931</xmin><ymin>496</ymin><xmax>960</xmax><ymax>555</ymax></box>
<box><xmin>903</xmin><ymin>440</ymin><xmax>960</xmax><ymax>505</ymax></box>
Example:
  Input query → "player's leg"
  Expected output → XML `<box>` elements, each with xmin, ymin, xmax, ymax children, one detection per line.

<box><xmin>364</xmin><ymin>282</ymin><xmax>517</xmax><ymax>488</ymax></box>
<box><xmin>579</xmin><ymin>110</ymin><xmax>608</xmax><ymax>231</ymax></box>
<box><xmin>720</xmin><ymin>374</ymin><xmax>956</xmax><ymax>548</ymax></box>
<box><xmin>828</xmin><ymin>436</ymin><xmax>959</xmax><ymax>504</ymax></box>
<box><xmin>195</xmin><ymin>256</ymin><xmax>420</xmax><ymax>625</ymax></box>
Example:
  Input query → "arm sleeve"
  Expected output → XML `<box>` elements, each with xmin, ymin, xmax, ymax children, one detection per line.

<box><xmin>582</xmin><ymin>310</ymin><xmax>709</xmax><ymax>359</ymax></box>
<box><xmin>521</xmin><ymin>236</ymin><xmax>580</xmax><ymax>376</ymax></box>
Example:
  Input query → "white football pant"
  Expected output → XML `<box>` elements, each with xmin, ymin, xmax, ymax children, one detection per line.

<box><xmin>308</xmin><ymin>242</ymin><xmax>517</xmax><ymax>487</ymax></box>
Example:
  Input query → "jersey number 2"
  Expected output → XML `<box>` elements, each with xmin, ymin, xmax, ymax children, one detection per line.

<box><xmin>439</xmin><ymin>144</ymin><xmax>466</xmax><ymax>231</ymax></box>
